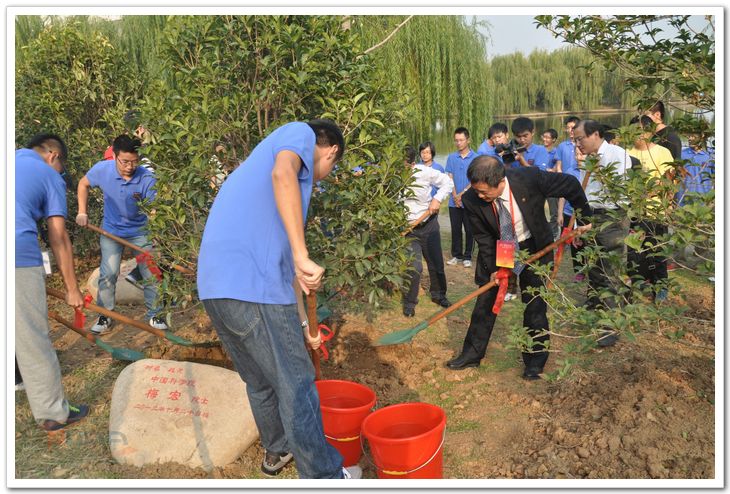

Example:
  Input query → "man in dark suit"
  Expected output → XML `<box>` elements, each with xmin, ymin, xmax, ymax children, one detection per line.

<box><xmin>446</xmin><ymin>155</ymin><xmax>592</xmax><ymax>379</ymax></box>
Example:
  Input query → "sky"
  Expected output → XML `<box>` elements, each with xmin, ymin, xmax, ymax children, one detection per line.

<box><xmin>476</xmin><ymin>15</ymin><xmax>569</xmax><ymax>58</ymax></box>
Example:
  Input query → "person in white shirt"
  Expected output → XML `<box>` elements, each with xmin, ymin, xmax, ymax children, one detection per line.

<box><xmin>572</xmin><ymin>120</ymin><xmax>631</xmax><ymax>347</ymax></box>
<box><xmin>402</xmin><ymin>146</ymin><xmax>454</xmax><ymax>317</ymax></box>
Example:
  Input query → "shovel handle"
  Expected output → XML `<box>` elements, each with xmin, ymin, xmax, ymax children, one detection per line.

<box><xmin>424</xmin><ymin>227</ymin><xmax>588</xmax><ymax>327</ymax></box>
<box><xmin>48</xmin><ymin>310</ymin><xmax>95</xmax><ymax>343</ymax></box>
<box><xmin>401</xmin><ymin>211</ymin><xmax>431</xmax><ymax>236</ymax></box>
<box><xmin>84</xmin><ymin>223</ymin><xmax>195</xmax><ymax>276</ymax></box>
<box><xmin>46</xmin><ymin>286</ymin><xmax>167</xmax><ymax>339</ymax></box>
<box><xmin>306</xmin><ymin>291</ymin><xmax>321</xmax><ymax>381</ymax></box>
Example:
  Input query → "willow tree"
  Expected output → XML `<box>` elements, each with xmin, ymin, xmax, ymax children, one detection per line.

<box><xmin>488</xmin><ymin>47</ymin><xmax>631</xmax><ymax>116</ymax></box>
<box><xmin>352</xmin><ymin>16</ymin><xmax>494</xmax><ymax>143</ymax></box>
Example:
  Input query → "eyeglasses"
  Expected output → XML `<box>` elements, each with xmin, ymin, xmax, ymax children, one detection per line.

<box><xmin>573</xmin><ymin>135</ymin><xmax>586</xmax><ymax>143</ymax></box>
<box><xmin>118</xmin><ymin>158</ymin><xmax>140</xmax><ymax>166</ymax></box>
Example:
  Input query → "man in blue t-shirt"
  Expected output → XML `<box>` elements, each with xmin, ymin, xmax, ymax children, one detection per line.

<box><xmin>554</xmin><ymin>116</ymin><xmax>586</xmax><ymax>281</ymax></box>
<box><xmin>197</xmin><ymin>120</ymin><xmax>359</xmax><ymax>480</ymax></box>
<box><xmin>678</xmin><ymin>134</ymin><xmax>714</xmax><ymax>205</ymax></box>
<box><xmin>541</xmin><ymin>127</ymin><xmax>560</xmax><ymax>239</ymax></box>
<box><xmin>511</xmin><ymin>117</ymin><xmax>551</xmax><ymax>171</ymax></box>
<box><xmin>476</xmin><ymin>123</ymin><xmax>509</xmax><ymax>162</ymax></box>
<box><xmin>15</xmin><ymin>134</ymin><xmax>89</xmax><ymax>432</ymax></box>
<box><xmin>76</xmin><ymin>135</ymin><xmax>166</xmax><ymax>334</ymax></box>
<box><xmin>445</xmin><ymin>127</ymin><xmax>479</xmax><ymax>268</ymax></box>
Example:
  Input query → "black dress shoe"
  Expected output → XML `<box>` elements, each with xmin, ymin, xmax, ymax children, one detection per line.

<box><xmin>446</xmin><ymin>355</ymin><xmax>480</xmax><ymax>370</ymax></box>
<box><xmin>403</xmin><ymin>307</ymin><xmax>415</xmax><ymax>317</ymax></box>
<box><xmin>522</xmin><ymin>367</ymin><xmax>542</xmax><ymax>380</ymax></box>
<box><xmin>431</xmin><ymin>297</ymin><xmax>452</xmax><ymax>308</ymax></box>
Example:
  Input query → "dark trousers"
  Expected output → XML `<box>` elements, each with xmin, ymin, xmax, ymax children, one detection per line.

<box><xmin>403</xmin><ymin>217</ymin><xmax>447</xmax><ymax>309</ymax></box>
<box><xmin>586</xmin><ymin>211</ymin><xmax>629</xmax><ymax>309</ymax></box>
<box><xmin>563</xmin><ymin>213</ymin><xmax>586</xmax><ymax>274</ymax></box>
<box><xmin>449</xmin><ymin>207</ymin><xmax>474</xmax><ymax>260</ymax></box>
<box><xmin>627</xmin><ymin>220</ymin><xmax>668</xmax><ymax>286</ymax></box>
<box><xmin>458</xmin><ymin>238</ymin><xmax>550</xmax><ymax>371</ymax></box>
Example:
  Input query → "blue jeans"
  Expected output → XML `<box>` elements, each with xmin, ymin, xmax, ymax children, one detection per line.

<box><xmin>98</xmin><ymin>234</ymin><xmax>161</xmax><ymax>318</ymax></box>
<box><xmin>202</xmin><ymin>298</ymin><xmax>344</xmax><ymax>479</ymax></box>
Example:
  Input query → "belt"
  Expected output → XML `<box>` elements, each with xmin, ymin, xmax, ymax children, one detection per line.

<box><xmin>413</xmin><ymin>214</ymin><xmax>437</xmax><ymax>229</ymax></box>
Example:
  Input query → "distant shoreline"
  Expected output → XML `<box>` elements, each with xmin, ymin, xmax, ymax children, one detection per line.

<box><xmin>493</xmin><ymin>108</ymin><xmax>635</xmax><ymax>119</ymax></box>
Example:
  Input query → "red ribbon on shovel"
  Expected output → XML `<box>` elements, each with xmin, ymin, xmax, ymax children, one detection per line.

<box><xmin>553</xmin><ymin>226</ymin><xmax>573</xmax><ymax>271</ymax></box>
<box><xmin>491</xmin><ymin>268</ymin><xmax>513</xmax><ymax>315</ymax></box>
<box><xmin>317</xmin><ymin>324</ymin><xmax>335</xmax><ymax>360</ymax></box>
<box><xmin>73</xmin><ymin>294</ymin><xmax>94</xmax><ymax>329</ymax></box>
<box><xmin>135</xmin><ymin>251</ymin><xmax>163</xmax><ymax>281</ymax></box>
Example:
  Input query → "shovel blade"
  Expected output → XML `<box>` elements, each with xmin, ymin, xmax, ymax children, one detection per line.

<box><xmin>375</xmin><ymin>321</ymin><xmax>429</xmax><ymax>346</ymax></box>
<box><xmin>94</xmin><ymin>339</ymin><xmax>145</xmax><ymax>361</ymax></box>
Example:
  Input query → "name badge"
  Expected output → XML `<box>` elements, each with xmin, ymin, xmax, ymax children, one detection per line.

<box><xmin>496</xmin><ymin>240</ymin><xmax>515</xmax><ymax>268</ymax></box>
<box><xmin>41</xmin><ymin>251</ymin><xmax>52</xmax><ymax>275</ymax></box>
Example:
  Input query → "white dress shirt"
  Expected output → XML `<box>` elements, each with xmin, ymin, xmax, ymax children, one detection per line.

<box><xmin>583</xmin><ymin>140</ymin><xmax>631</xmax><ymax>209</ymax></box>
<box><xmin>498</xmin><ymin>177</ymin><xmax>531</xmax><ymax>242</ymax></box>
<box><xmin>404</xmin><ymin>164</ymin><xmax>454</xmax><ymax>222</ymax></box>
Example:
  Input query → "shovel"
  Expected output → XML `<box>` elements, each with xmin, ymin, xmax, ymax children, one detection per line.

<box><xmin>306</xmin><ymin>291</ymin><xmax>322</xmax><ymax>381</ymax></box>
<box><xmin>376</xmin><ymin>226</ymin><xmax>591</xmax><ymax>346</ymax></box>
<box><xmin>46</xmin><ymin>287</ymin><xmax>218</xmax><ymax>348</ymax></box>
<box><xmin>84</xmin><ymin>223</ymin><xmax>195</xmax><ymax>276</ymax></box>
<box><xmin>401</xmin><ymin>211</ymin><xmax>431</xmax><ymax>236</ymax></box>
<box><xmin>48</xmin><ymin>310</ymin><xmax>144</xmax><ymax>361</ymax></box>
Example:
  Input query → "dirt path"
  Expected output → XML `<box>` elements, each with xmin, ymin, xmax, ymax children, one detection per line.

<box><xmin>17</xmin><ymin>251</ymin><xmax>715</xmax><ymax>480</ymax></box>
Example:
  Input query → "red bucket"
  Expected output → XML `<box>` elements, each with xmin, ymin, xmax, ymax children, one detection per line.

<box><xmin>316</xmin><ymin>380</ymin><xmax>376</xmax><ymax>467</ymax></box>
<box><xmin>361</xmin><ymin>402</ymin><xmax>446</xmax><ymax>479</ymax></box>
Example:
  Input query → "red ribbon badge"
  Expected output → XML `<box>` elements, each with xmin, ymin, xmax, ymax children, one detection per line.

<box><xmin>134</xmin><ymin>252</ymin><xmax>163</xmax><ymax>281</ymax></box>
<box><xmin>318</xmin><ymin>324</ymin><xmax>335</xmax><ymax>360</ymax></box>
<box><xmin>491</xmin><ymin>267</ymin><xmax>512</xmax><ymax>315</ymax></box>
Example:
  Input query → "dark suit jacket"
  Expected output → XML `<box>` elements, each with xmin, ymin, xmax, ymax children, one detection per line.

<box><xmin>463</xmin><ymin>167</ymin><xmax>592</xmax><ymax>285</ymax></box>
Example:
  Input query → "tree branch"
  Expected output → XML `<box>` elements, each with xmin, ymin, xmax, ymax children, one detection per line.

<box><xmin>360</xmin><ymin>15</ymin><xmax>414</xmax><ymax>57</ymax></box>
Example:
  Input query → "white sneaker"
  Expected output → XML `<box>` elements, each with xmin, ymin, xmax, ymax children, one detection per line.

<box><xmin>91</xmin><ymin>315</ymin><xmax>114</xmax><ymax>335</ymax></box>
<box><xmin>342</xmin><ymin>465</ymin><xmax>362</xmax><ymax>479</ymax></box>
<box><xmin>504</xmin><ymin>293</ymin><xmax>518</xmax><ymax>301</ymax></box>
<box><xmin>149</xmin><ymin>316</ymin><xmax>169</xmax><ymax>331</ymax></box>
<box><xmin>446</xmin><ymin>257</ymin><xmax>459</xmax><ymax>266</ymax></box>
<box><xmin>463</xmin><ymin>259</ymin><xmax>472</xmax><ymax>268</ymax></box>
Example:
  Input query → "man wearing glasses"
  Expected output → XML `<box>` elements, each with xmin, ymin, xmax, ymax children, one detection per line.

<box><xmin>76</xmin><ymin>134</ymin><xmax>168</xmax><ymax>334</ymax></box>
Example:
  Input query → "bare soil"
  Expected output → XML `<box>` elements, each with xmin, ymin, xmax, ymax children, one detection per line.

<box><xmin>17</xmin><ymin>253</ymin><xmax>715</xmax><ymax>480</ymax></box>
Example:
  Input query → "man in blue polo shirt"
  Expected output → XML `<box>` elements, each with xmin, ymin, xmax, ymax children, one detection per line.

<box><xmin>555</xmin><ymin>116</ymin><xmax>586</xmax><ymax>281</ymax></box>
<box><xmin>16</xmin><ymin>134</ymin><xmax>89</xmax><ymax>432</ymax></box>
<box><xmin>511</xmin><ymin>117</ymin><xmax>551</xmax><ymax>171</ymax></box>
<box><xmin>476</xmin><ymin>123</ymin><xmax>509</xmax><ymax>162</ymax></box>
<box><xmin>678</xmin><ymin>134</ymin><xmax>714</xmax><ymax>205</ymax></box>
<box><xmin>197</xmin><ymin>120</ymin><xmax>359</xmax><ymax>480</ymax></box>
<box><xmin>445</xmin><ymin>127</ymin><xmax>479</xmax><ymax>268</ymax></box>
<box><xmin>76</xmin><ymin>134</ymin><xmax>166</xmax><ymax>334</ymax></box>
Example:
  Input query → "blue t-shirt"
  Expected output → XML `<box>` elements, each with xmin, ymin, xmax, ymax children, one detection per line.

<box><xmin>517</xmin><ymin>144</ymin><xmax>550</xmax><ymax>171</ymax></box>
<box><xmin>445</xmin><ymin>149</ymin><xmax>478</xmax><ymax>207</ymax></box>
<box><xmin>556</xmin><ymin>140</ymin><xmax>580</xmax><ymax>214</ymax></box>
<box><xmin>85</xmin><ymin>160</ymin><xmax>156</xmax><ymax>237</ymax></box>
<box><xmin>546</xmin><ymin>147</ymin><xmax>558</xmax><ymax>170</ymax></box>
<box><xmin>678</xmin><ymin>147</ymin><xmax>714</xmax><ymax>205</ymax></box>
<box><xmin>15</xmin><ymin>149</ymin><xmax>68</xmax><ymax>267</ymax></box>
<box><xmin>197</xmin><ymin>122</ymin><xmax>316</xmax><ymax>304</ymax></box>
